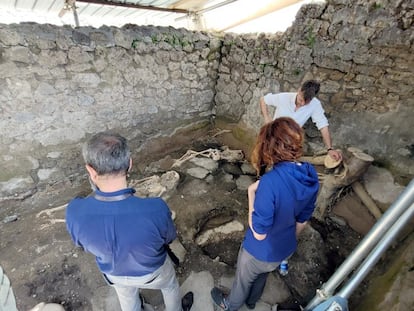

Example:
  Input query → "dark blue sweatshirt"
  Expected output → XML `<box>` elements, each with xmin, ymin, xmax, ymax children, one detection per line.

<box><xmin>243</xmin><ymin>161</ymin><xmax>319</xmax><ymax>262</ymax></box>
<box><xmin>66</xmin><ymin>188</ymin><xmax>177</xmax><ymax>276</ymax></box>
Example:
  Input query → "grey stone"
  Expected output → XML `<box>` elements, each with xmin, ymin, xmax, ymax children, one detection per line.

<box><xmin>236</xmin><ymin>175</ymin><xmax>255</xmax><ymax>191</ymax></box>
<box><xmin>3</xmin><ymin>215</ymin><xmax>18</xmax><ymax>223</ymax></box>
<box><xmin>0</xmin><ymin>27</ymin><xmax>22</xmax><ymax>45</ymax></box>
<box><xmin>186</xmin><ymin>167</ymin><xmax>210</xmax><ymax>179</ymax></box>
<box><xmin>240</xmin><ymin>162</ymin><xmax>256</xmax><ymax>176</ymax></box>
<box><xmin>189</xmin><ymin>157</ymin><xmax>219</xmax><ymax>172</ymax></box>
<box><xmin>5</xmin><ymin>46</ymin><xmax>35</xmax><ymax>64</ymax></box>
<box><xmin>195</xmin><ymin>220</ymin><xmax>244</xmax><ymax>246</ymax></box>
<box><xmin>37</xmin><ymin>169</ymin><xmax>59</xmax><ymax>181</ymax></box>
<box><xmin>362</xmin><ymin>166</ymin><xmax>405</xmax><ymax>207</ymax></box>
<box><xmin>222</xmin><ymin>163</ymin><xmax>243</xmax><ymax>176</ymax></box>
<box><xmin>169</xmin><ymin>239</ymin><xmax>187</xmax><ymax>264</ymax></box>
<box><xmin>0</xmin><ymin>177</ymin><xmax>35</xmax><ymax>197</ymax></box>
<box><xmin>72</xmin><ymin>73</ymin><xmax>101</xmax><ymax>87</ymax></box>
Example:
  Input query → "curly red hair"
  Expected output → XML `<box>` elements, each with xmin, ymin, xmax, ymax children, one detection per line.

<box><xmin>251</xmin><ymin>117</ymin><xmax>304</xmax><ymax>176</ymax></box>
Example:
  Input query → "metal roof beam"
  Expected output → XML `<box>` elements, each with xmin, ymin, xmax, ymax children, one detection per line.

<box><xmin>76</xmin><ymin>0</ymin><xmax>190</xmax><ymax>14</ymax></box>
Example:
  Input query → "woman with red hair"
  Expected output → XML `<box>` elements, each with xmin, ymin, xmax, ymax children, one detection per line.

<box><xmin>211</xmin><ymin>117</ymin><xmax>320</xmax><ymax>311</ymax></box>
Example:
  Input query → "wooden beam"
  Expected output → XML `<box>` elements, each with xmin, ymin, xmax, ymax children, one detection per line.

<box><xmin>76</xmin><ymin>0</ymin><xmax>189</xmax><ymax>14</ymax></box>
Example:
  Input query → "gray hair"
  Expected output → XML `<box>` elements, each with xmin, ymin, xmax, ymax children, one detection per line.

<box><xmin>82</xmin><ymin>132</ymin><xmax>131</xmax><ymax>175</ymax></box>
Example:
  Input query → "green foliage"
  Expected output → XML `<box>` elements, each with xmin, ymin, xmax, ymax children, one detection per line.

<box><xmin>306</xmin><ymin>26</ymin><xmax>316</xmax><ymax>48</ymax></box>
<box><xmin>152</xmin><ymin>33</ymin><xmax>191</xmax><ymax>47</ymax></box>
<box><xmin>151</xmin><ymin>34</ymin><xmax>160</xmax><ymax>43</ymax></box>
<box><xmin>131</xmin><ymin>38</ymin><xmax>142</xmax><ymax>49</ymax></box>
<box><xmin>373</xmin><ymin>2</ymin><xmax>383</xmax><ymax>10</ymax></box>
<box><xmin>132</xmin><ymin>33</ymin><xmax>192</xmax><ymax>48</ymax></box>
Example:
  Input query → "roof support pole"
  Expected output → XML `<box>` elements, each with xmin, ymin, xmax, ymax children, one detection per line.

<box><xmin>73</xmin><ymin>4</ymin><xmax>80</xmax><ymax>27</ymax></box>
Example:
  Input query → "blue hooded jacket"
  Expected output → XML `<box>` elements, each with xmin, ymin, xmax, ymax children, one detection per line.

<box><xmin>243</xmin><ymin>161</ymin><xmax>319</xmax><ymax>262</ymax></box>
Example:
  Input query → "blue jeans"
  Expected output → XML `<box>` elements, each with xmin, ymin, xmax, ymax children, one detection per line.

<box><xmin>107</xmin><ymin>257</ymin><xmax>181</xmax><ymax>311</ymax></box>
<box><xmin>227</xmin><ymin>247</ymin><xmax>280</xmax><ymax>311</ymax></box>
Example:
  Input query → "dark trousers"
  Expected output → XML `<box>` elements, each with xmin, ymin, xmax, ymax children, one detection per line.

<box><xmin>227</xmin><ymin>247</ymin><xmax>280</xmax><ymax>311</ymax></box>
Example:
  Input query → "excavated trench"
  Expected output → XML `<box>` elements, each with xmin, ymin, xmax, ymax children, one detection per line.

<box><xmin>1</xmin><ymin>137</ymin><xmax>367</xmax><ymax>310</ymax></box>
<box><xmin>194</xmin><ymin>207</ymin><xmax>242</xmax><ymax>266</ymax></box>
<box><xmin>163</xmin><ymin>139</ymin><xmax>363</xmax><ymax>307</ymax></box>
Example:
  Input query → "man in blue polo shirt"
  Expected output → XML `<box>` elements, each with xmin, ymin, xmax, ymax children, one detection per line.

<box><xmin>66</xmin><ymin>132</ymin><xmax>193</xmax><ymax>311</ymax></box>
<box><xmin>259</xmin><ymin>80</ymin><xmax>342</xmax><ymax>162</ymax></box>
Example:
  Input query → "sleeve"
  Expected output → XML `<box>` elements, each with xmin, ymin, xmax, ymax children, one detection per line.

<box><xmin>295</xmin><ymin>193</ymin><xmax>317</xmax><ymax>223</ymax></box>
<box><xmin>158</xmin><ymin>198</ymin><xmax>177</xmax><ymax>244</ymax></box>
<box><xmin>310</xmin><ymin>99</ymin><xmax>329</xmax><ymax>130</ymax></box>
<box><xmin>65</xmin><ymin>201</ymin><xmax>84</xmax><ymax>249</ymax></box>
<box><xmin>263</xmin><ymin>93</ymin><xmax>278</xmax><ymax>107</ymax></box>
<box><xmin>296</xmin><ymin>165</ymin><xmax>319</xmax><ymax>223</ymax></box>
<box><xmin>251</xmin><ymin>175</ymin><xmax>276</xmax><ymax>234</ymax></box>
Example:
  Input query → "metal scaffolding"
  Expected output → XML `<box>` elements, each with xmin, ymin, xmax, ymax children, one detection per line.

<box><xmin>305</xmin><ymin>178</ymin><xmax>414</xmax><ymax>310</ymax></box>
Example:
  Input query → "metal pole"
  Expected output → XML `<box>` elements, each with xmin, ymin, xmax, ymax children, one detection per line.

<box><xmin>305</xmin><ymin>179</ymin><xmax>414</xmax><ymax>310</ymax></box>
<box><xmin>73</xmin><ymin>6</ymin><xmax>80</xmax><ymax>27</ymax></box>
<box><xmin>337</xmin><ymin>202</ymin><xmax>414</xmax><ymax>298</ymax></box>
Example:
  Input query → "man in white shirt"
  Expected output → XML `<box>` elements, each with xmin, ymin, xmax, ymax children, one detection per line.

<box><xmin>260</xmin><ymin>80</ymin><xmax>342</xmax><ymax>161</ymax></box>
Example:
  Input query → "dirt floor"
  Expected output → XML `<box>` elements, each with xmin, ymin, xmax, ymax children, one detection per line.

<box><xmin>0</xmin><ymin>137</ymin><xmax>368</xmax><ymax>311</ymax></box>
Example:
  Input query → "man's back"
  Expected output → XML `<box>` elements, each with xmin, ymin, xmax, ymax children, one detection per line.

<box><xmin>66</xmin><ymin>188</ymin><xmax>177</xmax><ymax>277</ymax></box>
<box><xmin>263</xmin><ymin>92</ymin><xmax>328</xmax><ymax>128</ymax></box>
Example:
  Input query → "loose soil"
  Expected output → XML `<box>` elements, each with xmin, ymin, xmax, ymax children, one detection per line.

<box><xmin>0</xmin><ymin>137</ymin><xmax>367</xmax><ymax>311</ymax></box>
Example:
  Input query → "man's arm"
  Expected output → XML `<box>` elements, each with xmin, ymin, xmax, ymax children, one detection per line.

<box><xmin>296</xmin><ymin>221</ymin><xmax>307</xmax><ymax>237</ymax></box>
<box><xmin>320</xmin><ymin>126</ymin><xmax>342</xmax><ymax>161</ymax></box>
<box><xmin>248</xmin><ymin>181</ymin><xmax>267</xmax><ymax>241</ymax></box>
<box><xmin>259</xmin><ymin>97</ymin><xmax>273</xmax><ymax>124</ymax></box>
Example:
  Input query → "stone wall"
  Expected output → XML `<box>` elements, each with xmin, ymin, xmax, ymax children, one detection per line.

<box><xmin>0</xmin><ymin>0</ymin><xmax>412</xmax><ymax>199</ymax></box>
<box><xmin>0</xmin><ymin>24</ymin><xmax>221</xmax><ymax>198</ymax></box>
<box><xmin>215</xmin><ymin>0</ymin><xmax>413</xmax><ymax>180</ymax></box>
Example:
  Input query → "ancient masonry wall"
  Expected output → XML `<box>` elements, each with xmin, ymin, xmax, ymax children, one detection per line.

<box><xmin>0</xmin><ymin>24</ymin><xmax>222</xmax><ymax>197</ymax></box>
<box><xmin>216</xmin><ymin>0</ymin><xmax>413</xmax><ymax>179</ymax></box>
<box><xmin>0</xmin><ymin>0</ymin><xmax>413</xmax><ymax>198</ymax></box>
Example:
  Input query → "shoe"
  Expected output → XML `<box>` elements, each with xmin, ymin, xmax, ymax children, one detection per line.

<box><xmin>182</xmin><ymin>291</ymin><xmax>194</xmax><ymax>311</ymax></box>
<box><xmin>210</xmin><ymin>287</ymin><xmax>229</xmax><ymax>310</ymax></box>
<box><xmin>246</xmin><ymin>302</ymin><xmax>256</xmax><ymax>309</ymax></box>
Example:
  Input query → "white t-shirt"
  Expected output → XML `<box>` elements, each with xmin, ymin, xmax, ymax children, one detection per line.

<box><xmin>263</xmin><ymin>92</ymin><xmax>329</xmax><ymax>130</ymax></box>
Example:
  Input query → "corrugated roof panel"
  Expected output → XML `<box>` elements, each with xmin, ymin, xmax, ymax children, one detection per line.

<box><xmin>32</xmin><ymin>0</ymin><xmax>55</xmax><ymax>11</ymax></box>
<box><xmin>136</xmin><ymin>0</ymin><xmax>162</xmax><ymax>5</ymax></box>
<box><xmin>89</xmin><ymin>5</ymin><xmax>106</xmax><ymax>15</ymax></box>
<box><xmin>92</xmin><ymin>6</ymin><xmax>113</xmax><ymax>17</ymax></box>
<box><xmin>47</xmin><ymin>0</ymin><xmax>64</xmax><ymax>13</ymax></box>
<box><xmin>14</xmin><ymin>0</ymin><xmax>32</xmax><ymax>10</ymax></box>
<box><xmin>153</xmin><ymin>0</ymin><xmax>178</xmax><ymax>6</ymax></box>
<box><xmin>79</xmin><ymin>3</ymin><xmax>102</xmax><ymax>15</ymax></box>
<box><xmin>100</xmin><ymin>6</ymin><xmax>126</xmax><ymax>17</ymax></box>
<box><xmin>77</xmin><ymin>3</ymin><xmax>91</xmax><ymax>14</ymax></box>
<box><xmin>0</xmin><ymin>0</ymin><xmax>308</xmax><ymax>33</ymax></box>
<box><xmin>110</xmin><ymin>7</ymin><xmax>132</xmax><ymax>18</ymax></box>
<box><xmin>1</xmin><ymin>0</ymin><xmax>16</xmax><ymax>7</ymax></box>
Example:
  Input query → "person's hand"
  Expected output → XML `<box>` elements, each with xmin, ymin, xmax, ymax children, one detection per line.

<box><xmin>328</xmin><ymin>149</ymin><xmax>342</xmax><ymax>161</ymax></box>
